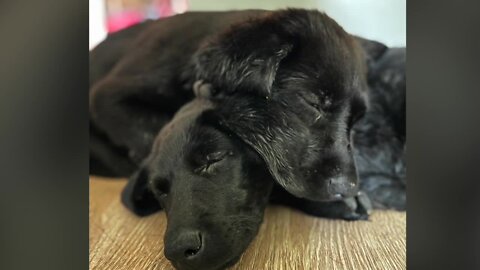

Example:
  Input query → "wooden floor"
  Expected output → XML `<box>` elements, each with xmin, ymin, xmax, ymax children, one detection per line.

<box><xmin>90</xmin><ymin>177</ymin><xmax>406</xmax><ymax>270</ymax></box>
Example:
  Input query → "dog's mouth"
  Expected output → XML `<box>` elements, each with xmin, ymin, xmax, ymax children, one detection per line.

<box><xmin>218</xmin><ymin>255</ymin><xmax>242</xmax><ymax>270</ymax></box>
<box><xmin>172</xmin><ymin>256</ymin><xmax>239</xmax><ymax>270</ymax></box>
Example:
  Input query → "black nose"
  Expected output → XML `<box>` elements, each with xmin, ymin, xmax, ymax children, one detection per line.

<box><xmin>164</xmin><ymin>230</ymin><xmax>203</xmax><ymax>263</ymax></box>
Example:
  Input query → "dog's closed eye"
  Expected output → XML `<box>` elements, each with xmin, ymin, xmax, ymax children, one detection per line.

<box><xmin>298</xmin><ymin>92</ymin><xmax>324</xmax><ymax>122</ymax></box>
<box><xmin>194</xmin><ymin>151</ymin><xmax>232</xmax><ymax>175</ymax></box>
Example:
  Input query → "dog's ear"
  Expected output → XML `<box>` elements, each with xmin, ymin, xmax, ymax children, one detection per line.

<box><xmin>121</xmin><ymin>167</ymin><xmax>162</xmax><ymax>216</ymax></box>
<box><xmin>193</xmin><ymin>15</ymin><xmax>293</xmax><ymax>98</ymax></box>
<box><xmin>354</xmin><ymin>36</ymin><xmax>388</xmax><ymax>69</ymax></box>
<box><xmin>208</xmin><ymin>98</ymin><xmax>311</xmax><ymax>198</ymax></box>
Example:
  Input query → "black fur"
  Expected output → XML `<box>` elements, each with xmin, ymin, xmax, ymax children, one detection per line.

<box><xmin>353</xmin><ymin>48</ymin><xmax>406</xmax><ymax>210</ymax></box>
<box><xmin>89</xmin><ymin>9</ymin><xmax>406</xmax><ymax>270</ymax></box>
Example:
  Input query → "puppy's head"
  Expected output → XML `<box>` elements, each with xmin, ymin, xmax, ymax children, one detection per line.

<box><xmin>123</xmin><ymin>98</ymin><xmax>274</xmax><ymax>270</ymax></box>
<box><xmin>193</xmin><ymin>9</ymin><xmax>387</xmax><ymax>202</ymax></box>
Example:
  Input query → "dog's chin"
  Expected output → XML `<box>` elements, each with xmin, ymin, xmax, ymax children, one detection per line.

<box><xmin>218</xmin><ymin>254</ymin><xmax>243</xmax><ymax>270</ymax></box>
<box><xmin>171</xmin><ymin>252</ymin><xmax>243</xmax><ymax>270</ymax></box>
<box><xmin>287</xmin><ymin>181</ymin><xmax>359</xmax><ymax>202</ymax></box>
<box><xmin>291</xmin><ymin>189</ymin><xmax>354</xmax><ymax>203</ymax></box>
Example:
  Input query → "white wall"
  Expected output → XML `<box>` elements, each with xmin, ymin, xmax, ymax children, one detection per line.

<box><xmin>188</xmin><ymin>0</ymin><xmax>406</xmax><ymax>47</ymax></box>
<box><xmin>89</xmin><ymin>0</ymin><xmax>406</xmax><ymax>49</ymax></box>
<box><xmin>316</xmin><ymin>0</ymin><xmax>406</xmax><ymax>47</ymax></box>
<box><xmin>89</xmin><ymin>0</ymin><xmax>107</xmax><ymax>50</ymax></box>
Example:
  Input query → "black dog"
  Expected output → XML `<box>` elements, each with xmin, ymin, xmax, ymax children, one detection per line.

<box><xmin>90</xmin><ymin>9</ymin><xmax>406</xmax><ymax>270</ymax></box>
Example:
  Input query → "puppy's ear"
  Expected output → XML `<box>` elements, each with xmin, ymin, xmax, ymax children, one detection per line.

<box><xmin>349</xmin><ymin>91</ymin><xmax>368</xmax><ymax>128</ymax></box>
<box><xmin>121</xmin><ymin>167</ymin><xmax>162</xmax><ymax>216</ymax></box>
<box><xmin>354</xmin><ymin>36</ymin><xmax>388</xmax><ymax>69</ymax></box>
<box><xmin>193</xmin><ymin>15</ymin><xmax>293</xmax><ymax>98</ymax></box>
<box><xmin>210</xmin><ymin>98</ymin><xmax>310</xmax><ymax>198</ymax></box>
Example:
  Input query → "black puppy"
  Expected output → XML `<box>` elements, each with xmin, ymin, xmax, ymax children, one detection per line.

<box><xmin>90</xmin><ymin>9</ymin><xmax>405</xmax><ymax>270</ymax></box>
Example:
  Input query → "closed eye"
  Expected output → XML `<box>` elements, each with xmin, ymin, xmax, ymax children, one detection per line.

<box><xmin>194</xmin><ymin>151</ymin><xmax>232</xmax><ymax>174</ymax></box>
<box><xmin>298</xmin><ymin>92</ymin><xmax>320</xmax><ymax>109</ymax></box>
<box><xmin>298</xmin><ymin>92</ymin><xmax>324</xmax><ymax>123</ymax></box>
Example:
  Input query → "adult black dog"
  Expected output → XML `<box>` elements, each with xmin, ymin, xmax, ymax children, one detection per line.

<box><xmin>90</xmin><ymin>9</ymin><xmax>406</xmax><ymax>270</ymax></box>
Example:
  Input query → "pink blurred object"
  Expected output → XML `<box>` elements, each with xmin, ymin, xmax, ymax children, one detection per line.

<box><xmin>107</xmin><ymin>10</ymin><xmax>143</xmax><ymax>33</ymax></box>
<box><xmin>154</xmin><ymin>0</ymin><xmax>175</xmax><ymax>17</ymax></box>
<box><xmin>106</xmin><ymin>0</ymin><xmax>188</xmax><ymax>33</ymax></box>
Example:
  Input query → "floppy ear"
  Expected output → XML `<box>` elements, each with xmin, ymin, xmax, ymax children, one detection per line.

<box><xmin>207</xmin><ymin>97</ymin><xmax>311</xmax><ymax>198</ymax></box>
<box><xmin>348</xmin><ymin>90</ymin><xmax>369</xmax><ymax>129</ymax></box>
<box><xmin>121</xmin><ymin>167</ymin><xmax>162</xmax><ymax>216</ymax></box>
<box><xmin>353</xmin><ymin>36</ymin><xmax>388</xmax><ymax>70</ymax></box>
<box><xmin>193</xmin><ymin>15</ymin><xmax>293</xmax><ymax>98</ymax></box>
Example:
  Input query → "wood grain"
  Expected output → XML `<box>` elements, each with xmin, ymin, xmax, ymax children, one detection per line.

<box><xmin>90</xmin><ymin>176</ymin><xmax>406</xmax><ymax>270</ymax></box>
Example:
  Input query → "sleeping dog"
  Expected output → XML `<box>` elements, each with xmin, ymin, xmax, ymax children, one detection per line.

<box><xmin>90</xmin><ymin>9</ymin><xmax>406</xmax><ymax>270</ymax></box>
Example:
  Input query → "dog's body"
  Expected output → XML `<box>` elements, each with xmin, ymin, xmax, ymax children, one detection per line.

<box><xmin>90</xmin><ymin>9</ymin><xmax>405</xmax><ymax>270</ymax></box>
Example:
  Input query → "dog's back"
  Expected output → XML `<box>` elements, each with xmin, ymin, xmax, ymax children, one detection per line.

<box><xmin>89</xmin><ymin>10</ymin><xmax>268</xmax><ymax>89</ymax></box>
<box><xmin>89</xmin><ymin>10</ymin><xmax>269</xmax><ymax>176</ymax></box>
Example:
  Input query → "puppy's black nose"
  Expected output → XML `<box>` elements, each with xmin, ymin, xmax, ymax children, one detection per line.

<box><xmin>164</xmin><ymin>230</ymin><xmax>203</xmax><ymax>263</ymax></box>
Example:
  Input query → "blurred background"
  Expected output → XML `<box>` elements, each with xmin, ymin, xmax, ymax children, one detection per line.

<box><xmin>89</xmin><ymin>0</ymin><xmax>406</xmax><ymax>49</ymax></box>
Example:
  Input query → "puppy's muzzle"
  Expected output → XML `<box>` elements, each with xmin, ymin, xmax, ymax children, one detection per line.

<box><xmin>327</xmin><ymin>175</ymin><xmax>358</xmax><ymax>200</ymax></box>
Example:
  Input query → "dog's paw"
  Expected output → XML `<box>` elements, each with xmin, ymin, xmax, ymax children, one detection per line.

<box><xmin>340</xmin><ymin>191</ymin><xmax>373</xmax><ymax>221</ymax></box>
<box><xmin>298</xmin><ymin>190</ymin><xmax>373</xmax><ymax>220</ymax></box>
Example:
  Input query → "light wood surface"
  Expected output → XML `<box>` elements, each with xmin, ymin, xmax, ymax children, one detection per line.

<box><xmin>90</xmin><ymin>177</ymin><xmax>406</xmax><ymax>270</ymax></box>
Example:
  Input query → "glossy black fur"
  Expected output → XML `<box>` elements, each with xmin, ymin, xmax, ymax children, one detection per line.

<box><xmin>353</xmin><ymin>48</ymin><xmax>406</xmax><ymax>210</ymax></box>
<box><xmin>90</xmin><ymin>9</ymin><xmax>406</xmax><ymax>270</ymax></box>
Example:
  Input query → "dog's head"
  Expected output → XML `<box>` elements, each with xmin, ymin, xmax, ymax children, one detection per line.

<box><xmin>192</xmin><ymin>9</ymin><xmax>387</xmax><ymax>202</ymax></box>
<box><xmin>122</xmin><ymin>9</ymin><xmax>387</xmax><ymax>270</ymax></box>
<box><xmin>122</xmin><ymin>98</ymin><xmax>274</xmax><ymax>270</ymax></box>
